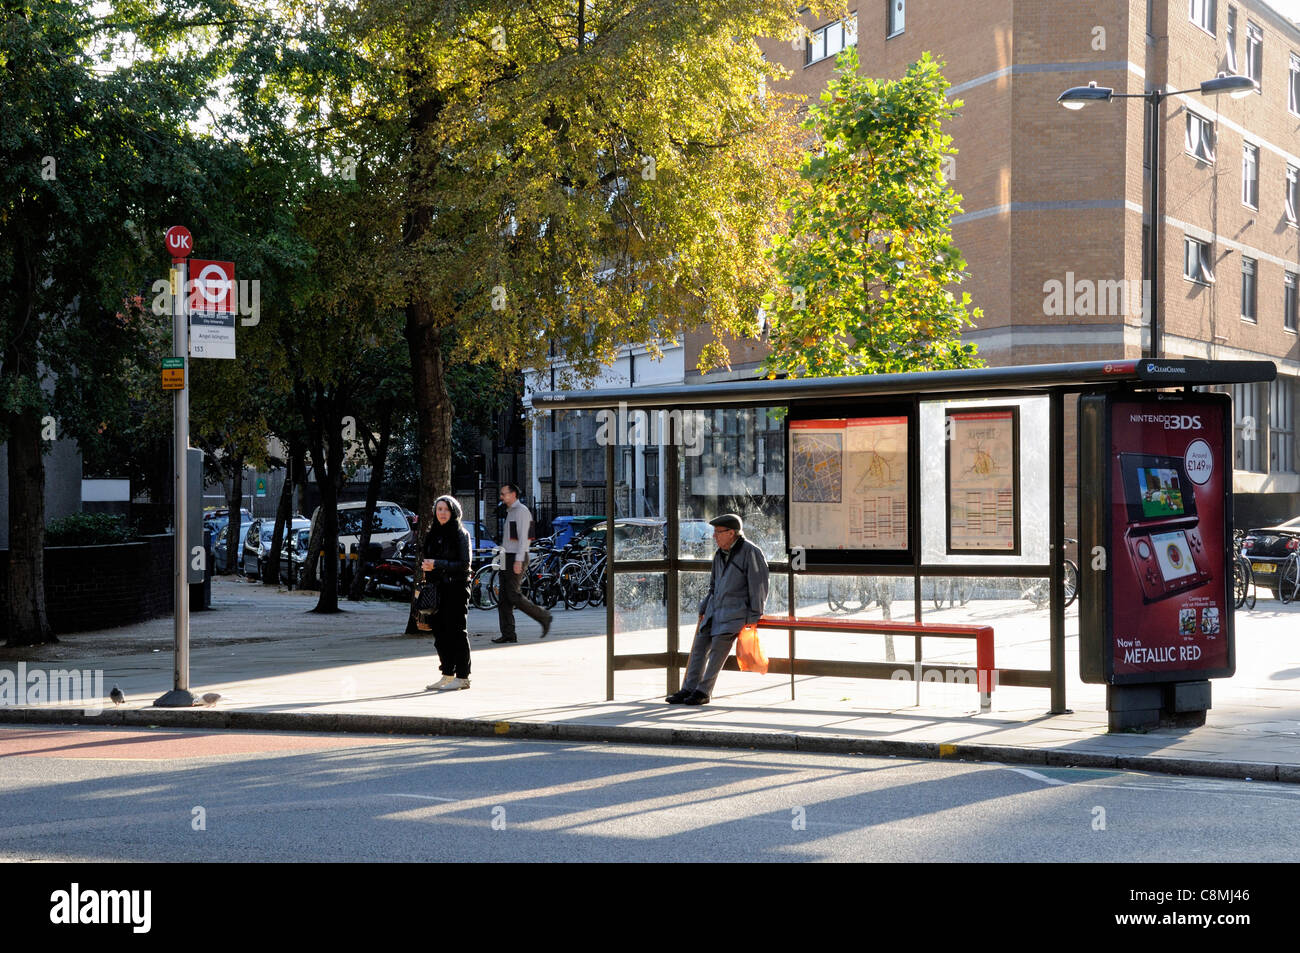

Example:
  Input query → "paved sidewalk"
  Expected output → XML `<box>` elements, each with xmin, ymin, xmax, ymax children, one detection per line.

<box><xmin>3</xmin><ymin>577</ymin><xmax>1299</xmax><ymax>781</ymax></box>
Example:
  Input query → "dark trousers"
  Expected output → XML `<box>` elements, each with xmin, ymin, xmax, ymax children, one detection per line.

<box><xmin>497</xmin><ymin>553</ymin><xmax>548</xmax><ymax>638</ymax></box>
<box><xmin>681</xmin><ymin>619</ymin><xmax>737</xmax><ymax>698</ymax></box>
<box><xmin>431</xmin><ymin>582</ymin><xmax>471</xmax><ymax>677</ymax></box>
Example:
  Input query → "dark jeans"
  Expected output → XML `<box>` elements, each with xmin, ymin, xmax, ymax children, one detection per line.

<box><xmin>497</xmin><ymin>553</ymin><xmax>548</xmax><ymax>638</ymax></box>
<box><xmin>431</xmin><ymin>581</ymin><xmax>471</xmax><ymax>677</ymax></box>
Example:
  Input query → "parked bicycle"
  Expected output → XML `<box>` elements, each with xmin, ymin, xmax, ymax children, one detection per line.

<box><xmin>1020</xmin><ymin>537</ymin><xmax>1080</xmax><ymax>609</ymax></box>
<box><xmin>1233</xmin><ymin>529</ymin><xmax>1256</xmax><ymax>610</ymax></box>
<box><xmin>1277</xmin><ymin>548</ymin><xmax>1300</xmax><ymax>604</ymax></box>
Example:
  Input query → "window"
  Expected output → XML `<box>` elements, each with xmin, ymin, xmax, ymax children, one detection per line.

<box><xmin>1272</xmin><ymin>379</ymin><xmax>1297</xmax><ymax>473</ymax></box>
<box><xmin>887</xmin><ymin>0</ymin><xmax>904</xmax><ymax>37</ymax></box>
<box><xmin>1184</xmin><ymin>236</ymin><xmax>1215</xmax><ymax>283</ymax></box>
<box><xmin>1190</xmin><ymin>0</ymin><xmax>1216</xmax><ymax>34</ymax></box>
<box><xmin>1186</xmin><ymin>111</ymin><xmax>1215</xmax><ymax>162</ymax></box>
<box><xmin>1288</xmin><ymin>165</ymin><xmax>1299</xmax><ymax>224</ymax></box>
<box><xmin>1234</xmin><ymin>381</ymin><xmax>1265</xmax><ymax>472</ymax></box>
<box><xmin>1291</xmin><ymin>54</ymin><xmax>1300</xmax><ymax>115</ymax></box>
<box><xmin>805</xmin><ymin>13</ymin><xmax>858</xmax><ymax>65</ymax></box>
<box><xmin>1242</xmin><ymin>143</ymin><xmax>1259</xmax><ymax>208</ymax></box>
<box><xmin>1246</xmin><ymin>21</ymin><xmax>1262</xmax><ymax>90</ymax></box>
<box><xmin>1287</xmin><ymin>271</ymin><xmax>1298</xmax><ymax>331</ymax></box>
<box><xmin>1241</xmin><ymin>256</ymin><xmax>1258</xmax><ymax>322</ymax></box>
<box><xmin>1227</xmin><ymin>6</ymin><xmax>1238</xmax><ymax>71</ymax></box>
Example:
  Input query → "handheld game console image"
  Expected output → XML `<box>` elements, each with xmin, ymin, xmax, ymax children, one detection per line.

<box><xmin>1117</xmin><ymin>452</ymin><xmax>1212</xmax><ymax>603</ymax></box>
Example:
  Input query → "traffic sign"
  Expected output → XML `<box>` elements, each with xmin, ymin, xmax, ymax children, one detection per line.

<box><xmin>162</xmin><ymin>356</ymin><xmax>185</xmax><ymax>390</ymax></box>
<box><xmin>187</xmin><ymin>260</ymin><xmax>235</xmax><ymax>313</ymax></box>
<box><xmin>165</xmin><ymin>226</ymin><xmax>193</xmax><ymax>259</ymax></box>
<box><xmin>189</xmin><ymin>311</ymin><xmax>236</xmax><ymax>359</ymax></box>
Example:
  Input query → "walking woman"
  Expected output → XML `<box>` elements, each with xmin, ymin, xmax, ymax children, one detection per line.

<box><xmin>421</xmin><ymin>495</ymin><xmax>473</xmax><ymax>691</ymax></box>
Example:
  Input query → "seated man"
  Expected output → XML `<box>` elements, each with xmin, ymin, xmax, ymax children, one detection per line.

<box><xmin>667</xmin><ymin>513</ymin><xmax>769</xmax><ymax>706</ymax></box>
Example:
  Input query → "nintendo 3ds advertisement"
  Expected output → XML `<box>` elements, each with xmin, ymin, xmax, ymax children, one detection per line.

<box><xmin>1078</xmin><ymin>393</ymin><xmax>1235</xmax><ymax>685</ymax></box>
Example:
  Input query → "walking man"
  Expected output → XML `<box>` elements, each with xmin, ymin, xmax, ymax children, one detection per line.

<box><xmin>493</xmin><ymin>483</ymin><xmax>553</xmax><ymax>643</ymax></box>
<box><xmin>667</xmin><ymin>513</ymin><xmax>769</xmax><ymax>705</ymax></box>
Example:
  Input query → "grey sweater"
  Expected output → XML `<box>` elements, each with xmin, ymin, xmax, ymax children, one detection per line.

<box><xmin>502</xmin><ymin>500</ymin><xmax>533</xmax><ymax>558</ymax></box>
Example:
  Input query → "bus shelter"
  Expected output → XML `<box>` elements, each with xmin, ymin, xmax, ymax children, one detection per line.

<box><xmin>532</xmin><ymin>359</ymin><xmax>1275</xmax><ymax>717</ymax></box>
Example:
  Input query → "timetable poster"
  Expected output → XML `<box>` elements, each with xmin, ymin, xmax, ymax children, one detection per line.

<box><xmin>789</xmin><ymin>416</ymin><xmax>909</xmax><ymax>551</ymax></box>
<box><xmin>945</xmin><ymin>408</ymin><xmax>1020</xmax><ymax>554</ymax></box>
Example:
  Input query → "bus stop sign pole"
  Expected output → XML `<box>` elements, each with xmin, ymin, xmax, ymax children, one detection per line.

<box><xmin>156</xmin><ymin>227</ymin><xmax>196</xmax><ymax>708</ymax></box>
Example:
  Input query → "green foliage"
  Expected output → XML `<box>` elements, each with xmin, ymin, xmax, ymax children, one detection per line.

<box><xmin>761</xmin><ymin>48</ymin><xmax>983</xmax><ymax>378</ymax></box>
<box><xmin>45</xmin><ymin>512</ymin><xmax>134</xmax><ymax>546</ymax></box>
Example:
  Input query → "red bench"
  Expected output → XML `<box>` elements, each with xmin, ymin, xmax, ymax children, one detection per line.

<box><xmin>755</xmin><ymin>615</ymin><xmax>997</xmax><ymax>712</ymax></box>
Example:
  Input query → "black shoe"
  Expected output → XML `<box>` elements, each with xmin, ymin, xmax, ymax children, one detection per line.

<box><xmin>665</xmin><ymin>690</ymin><xmax>691</xmax><ymax>704</ymax></box>
<box><xmin>540</xmin><ymin>611</ymin><xmax>553</xmax><ymax>639</ymax></box>
<box><xmin>491</xmin><ymin>635</ymin><xmax>517</xmax><ymax>644</ymax></box>
<box><xmin>682</xmin><ymin>691</ymin><xmax>709</xmax><ymax>706</ymax></box>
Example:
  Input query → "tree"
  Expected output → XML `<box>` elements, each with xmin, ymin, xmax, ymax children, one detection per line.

<box><xmin>761</xmin><ymin>48</ymin><xmax>983</xmax><ymax>378</ymax></box>
<box><xmin>0</xmin><ymin>0</ymin><xmax>222</xmax><ymax>644</ymax></box>
<box><xmin>313</xmin><ymin>0</ymin><xmax>817</xmax><ymax>536</ymax></box>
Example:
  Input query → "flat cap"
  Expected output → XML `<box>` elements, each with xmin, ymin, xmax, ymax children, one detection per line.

<box><xmin>708</xmin><ymin>513</ymin><xmax>743</xmax><ymax>532</ymax></box>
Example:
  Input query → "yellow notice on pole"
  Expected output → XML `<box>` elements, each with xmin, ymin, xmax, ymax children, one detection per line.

<box><xmin>162</xmin><ymin>356</ymin><xmax>185</xmax><ymax>390</ymax></box>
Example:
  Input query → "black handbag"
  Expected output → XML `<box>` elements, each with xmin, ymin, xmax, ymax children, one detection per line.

<box><xmin>415</xmin><ymin>577</ymin><xmax>440</xmax><ymax>615</ymax></box>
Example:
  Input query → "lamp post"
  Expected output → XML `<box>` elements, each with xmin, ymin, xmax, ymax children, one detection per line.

<box><xmin>1057</xmin><ymin>74</ymin><xmax>1255</xmax><ymax>359</ymax></box>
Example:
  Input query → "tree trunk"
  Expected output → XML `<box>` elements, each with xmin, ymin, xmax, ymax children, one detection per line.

<box><xmin>265</xmin><ymin>445</ymin><xmax>293</xmax><ymax>585</ymax></box>
<box><xmin>348</xmin><ymin>398</ymin><xmax>395</xmax><ymax>601</ymax></box>
<box><xmin>4</xmin><ymin>408</ymin><xmax>53</xmax><ymax>646</ymax></box>
<box><xmin>307</xmin><ymin>386</ymin><xmax>345</xmax><ymax>613</ymax></box>
<box><xmin>404</xmin><ymin>313</ymin><xmax>454</xmax><ymax>633</ymax></box>
<box><xmin>225</xmin><ymin>451</ymin><xmax>245</xmax><ymax>577</ymax></box>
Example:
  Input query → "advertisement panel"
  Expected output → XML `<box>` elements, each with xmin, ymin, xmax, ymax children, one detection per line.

<box><xmin>945</xmin><ymin>407</ymin><xmax>1020</xmax><ymax>554</ymax></box>
<box><xmin>786</xmin><ymin>402</ymin><xmax>915</xmax><ymax>564</ymax></box>
<box><xmin>1078</xmin><ymin>393</ymin><xmax>1234</xmax><ymax>684</ymax></box>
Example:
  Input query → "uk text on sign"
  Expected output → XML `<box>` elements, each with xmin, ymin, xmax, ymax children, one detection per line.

<box><xmin>165</xmin><ymin>225</ymin><xmax>193</xmax><ymax>259</ymax></box>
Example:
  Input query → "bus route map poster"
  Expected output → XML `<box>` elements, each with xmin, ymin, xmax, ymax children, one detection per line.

<box><xmin>945</xmin><ymin>407</ymin><xmax>1020</xmax><ymax>554</ymax></box>
<box><xmin>789</xmin><ymin>416</ymin><xmax>909</xmax><ymax>551</ymax></box>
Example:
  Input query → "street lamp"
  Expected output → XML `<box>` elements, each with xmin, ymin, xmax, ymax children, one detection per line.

<box><xmin>1057</xmin><ymin>74</ymin><xmax>1255</xmax><ymax>359</ymax></box>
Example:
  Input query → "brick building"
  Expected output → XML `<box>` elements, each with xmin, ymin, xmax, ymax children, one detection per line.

<box><xmin>527</xmin><ymin>0</ymin><xmax>1300</xmax><ymax>527</ymax></box>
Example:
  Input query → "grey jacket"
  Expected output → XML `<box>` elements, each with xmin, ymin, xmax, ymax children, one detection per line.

<box><xmin>697</xmin><ymin>534</ymin><xmax>770</xmax><ymax>637</ymax></box>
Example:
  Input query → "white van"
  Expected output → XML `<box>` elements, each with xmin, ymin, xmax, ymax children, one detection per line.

<box><xmin>312</xmin><ymin>500</ymin><xmax>413</xmax><ymax>559</ymax></box>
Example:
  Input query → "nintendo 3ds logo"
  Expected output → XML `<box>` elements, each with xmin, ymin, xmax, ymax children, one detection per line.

<box><xmin>1129</xmin><ymin>413</ymin><xmax>1203</xmax><ymax>430</ymax></box>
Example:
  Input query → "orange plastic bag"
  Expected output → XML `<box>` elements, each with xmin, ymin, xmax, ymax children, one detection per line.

<box><xmin>735</xmin><ymin>624</ymin><xmax>768</xmax><ymax>674</ymax></box>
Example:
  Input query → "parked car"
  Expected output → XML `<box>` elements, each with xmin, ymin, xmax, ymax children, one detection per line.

<box><xmin>279</xmin><ymin>526</ymin><xmax>312</xmax><ymax>586</ymax></box>
<box><xmin>1242</xmin><ymin>516</ymin><xmax>1300</xmax><ymax>597</ymax></box>
<box><xmin>586</xmin><ymin>518</ymin><xmax>665</xmax><ymax>558</ymax></box>
<box><xmin>211</xmin><ymin>525</ymin><xmax>235</xmax><ymax>569</ymax></box>
<box><xmin>679</xmin><ymin>519</ymin><xmax>714</xmax><ymax>558</ymax></box>
<box><xmin>243</xmin><ymin>517</ymin><xmax>310</xmax><ymax>581</ymax></box>
<box><xmin>315</xmin><ymin>500</ymin><xmax>413</xmax><ymax>560</ymax></box>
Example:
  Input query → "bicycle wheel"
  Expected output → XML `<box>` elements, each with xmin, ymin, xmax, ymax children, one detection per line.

<box><xmin>474</xmin><ymin>566</ymin><xmax>500</xmax><ymax>609</ymax></box>
<box><xmin>956</xmin><ymin>579</ymin><xmax>974</xmax><ymax>606</ymax></box>
<box><xmin>932</xmin><ymin>579</ymin><xmax>947</xmax><ymax>611</ymax></box>
<box><xmin>1280</xmin><ymin>558</ymin><xmax>1300</xmax><ymax>604</ymax></box>
<box><xmin>589</xmin><ymin>566</ymin><xmax>607</xmax><ymax>607</ymax></box>
<box><xmin>1062</xmin><ymin>560</ymin><xmax>1080</xmax><ymax>608</ymax></box>
<box><xmin>1245</xmin><ymin>559</ymin><xmax>1256</xmax><ymax>610</ymax></box>
<box><xmin>1234</xmin><ymin>556</ymin><xmax>1248</xmax><ymax>609</ymax></box>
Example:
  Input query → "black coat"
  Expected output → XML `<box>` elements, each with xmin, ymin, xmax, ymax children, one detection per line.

<box><xmin>422</xmin><ymin>523</ymin><xmax>472</xmax><ymax>590</ymax></box>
